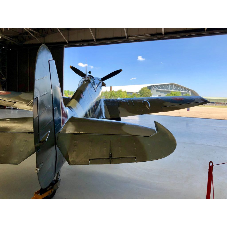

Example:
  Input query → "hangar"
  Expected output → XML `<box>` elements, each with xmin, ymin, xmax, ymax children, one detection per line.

<box><xmin>1</xmin><ymin>28</ymin><xmax>227</xmax><ymax>93</ymax></box>
<box><xmin>0</xmin><ymin>27</ymin><xmax>226</xmax><ymax>200</ymax></box>
<box><xmin>147</xmin><ymin>83</ymin><xmax>199</xmax><ymax>96</ymax></box>
<box><xmin>103</xmin><ymin>83</ymin><xmax>199</xmax><ymax>96</ymax></box>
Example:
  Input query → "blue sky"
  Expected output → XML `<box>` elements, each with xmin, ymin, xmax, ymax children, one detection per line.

<box><xmin>64</xmin><ymin>34</ymin><xmax>227</xmax><ymax>97</ymax></box>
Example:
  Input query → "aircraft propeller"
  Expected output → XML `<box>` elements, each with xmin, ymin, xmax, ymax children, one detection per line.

<box><xmin>70</xmin><ymin>66</ymin><xmax>122</xmax><ymax>82</ymax></box>
<box><xmin>70</xmin><ymin>66</ymin><xmax>86</xmax><ymax>78</ymax></box>
<box><xmin>101</xmin><ymin>69</ymin><xmax>122</xmax><ymax>81</ymax></box>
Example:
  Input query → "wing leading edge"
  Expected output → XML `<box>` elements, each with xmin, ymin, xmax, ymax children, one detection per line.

<box><xmin>86</xmin><ymin>96</ymin><xmax>209</xmax><ymax>119</ymax></box>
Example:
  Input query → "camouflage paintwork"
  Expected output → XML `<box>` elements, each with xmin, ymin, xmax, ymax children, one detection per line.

<box><xmin>85</xmin><ymin>96</ymin><xmax>209</xmax><ymax>119</ymax></box>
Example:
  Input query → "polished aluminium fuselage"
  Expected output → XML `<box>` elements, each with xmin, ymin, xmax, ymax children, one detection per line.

<box><xmin>65</xmin><ymin>76</ymin><xmax>103</xmax><ymax>120</ymax></box>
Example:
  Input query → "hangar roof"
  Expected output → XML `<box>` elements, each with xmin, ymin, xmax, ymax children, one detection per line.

<box><xmin>102</xmin><ymin>83</ymin><xmax>199</xmax><ymax>96</ymax></box>
<box><xmin>1</xmin><ymin>28</ymin><xmax>227</xmax><ymax>47</ymax></box>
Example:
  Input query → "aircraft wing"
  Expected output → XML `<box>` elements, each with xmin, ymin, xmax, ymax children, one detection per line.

<box><xmin>0</xmin><ymin>91</ymin><xmax>33</xmax><ymax>110</ymax></box>
<box><xmin>0</xmin><ymin>91</ymin><xmax>70</xmax><ymax>111</ymax></box>
<box><xmin>0</xmin><ymin>117</ymin><xmax>35</xmax><ymax>164</ymax></box>
<box><xmin>89</xmin><ymin>96</ymin><xmax>208</xmax><ymax>119</ymax></box>
<box><xmin>57</xmin><ymin>117</ymin><xmax>176</xmax><ymax>165</ymax></box>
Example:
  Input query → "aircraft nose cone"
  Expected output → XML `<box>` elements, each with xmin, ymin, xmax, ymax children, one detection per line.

<box><xmin>200</xmin><ymin>97</ymin><xmax>210</xmax><ymax>104</ymax></box>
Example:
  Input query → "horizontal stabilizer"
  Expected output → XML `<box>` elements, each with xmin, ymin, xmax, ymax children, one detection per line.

<box><xmin>60</xmin><ymin>117</ymin><xmax>156</xmax><ymax>136</ymax></box>
<box><xmin>57</xmin><ymin>118</ymin><xmax>176</xmax><ymax>165</ymax></box>
<box><xmin>0</xmin><ymin>117</ymin><xmax>35</xmax><ymax>164</ymax></box>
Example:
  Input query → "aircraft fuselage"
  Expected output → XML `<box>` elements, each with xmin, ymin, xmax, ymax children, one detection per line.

<box><xmin>66</xmin><ymin>76</ymin><xmax>103</xmax><ymax>119</ymax></box>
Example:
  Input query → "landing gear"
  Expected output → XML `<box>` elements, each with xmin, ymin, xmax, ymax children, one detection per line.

<box><xmin>32</xmin><ymin>172</ymin><xmax>61</xmax><ymax>199</ymax></box>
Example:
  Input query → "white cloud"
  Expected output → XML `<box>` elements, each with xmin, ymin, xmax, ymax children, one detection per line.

<box><xmin>137</xmin><ymin>56</ymin><xmax>145</xmax><ymax>61</ymax></box>
<box><xmin>78</xmin><ymin>63</ymin><xmax>94</xmax><ymax>69</ymax></box>
<box><xmin>130</xmin><ymin>77</ymin><xmax>136</xmax><ymax>80</ymax></box>
<box><xmin>78</xmin><ymin>63</ymin><xmax>88</xmax><ymax>67</ymax></box>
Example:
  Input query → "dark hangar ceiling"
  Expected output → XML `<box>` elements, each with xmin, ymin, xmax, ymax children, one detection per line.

<box><xmin>1</xmin><ymin>28</ymin><xmax>227</xmax><ymax>93</ymax></box>
<box><xmin>1</xmin><ymin>28</ymin><xmax>227</xmax><ymax>47</ymax></box>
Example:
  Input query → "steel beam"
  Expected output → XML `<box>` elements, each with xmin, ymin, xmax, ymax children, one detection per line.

<box><xmin>89</xmin><ymin>28</ymin><xmax>96</xmax><ymax>42</ymax></box>
<box><xmin>57</xmin><ymin>28</ymin><xmax>68</xmax><ymax>44</ymax></box>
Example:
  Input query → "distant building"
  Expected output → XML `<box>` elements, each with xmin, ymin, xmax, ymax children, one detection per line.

<box><xmin>102</xmin><ymin>83</ymin><xmax>199</xmax><ymax>96</ymax></box>
<box><xmin>204</xmin><ymin>97</ymin><xmax>227</xmax><ymax>104</ymax></box>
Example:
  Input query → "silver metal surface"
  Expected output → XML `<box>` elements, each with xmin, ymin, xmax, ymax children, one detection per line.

<box><xmin>58</xmin><ymin>119</ymin><xmax>176</xmax><ymax>165</ymax></box>
<box><xmin>60</xmin><ymin>117</ymin><xmax>156</xmax><ymax>136</ymax></box>
<box><xmin>56</xmin><ymin>115</ymin><xmax>227</xmax><ymax>199</ymax></box>
<box><xmin>33</xmin><ymin>45</ymin><xmax>56</xmax><ymax>188</ymax></box>
<box><xmin>49</xmin><ymin>58</ymin><xmax>66</xmax><ymax>174</ymax></box>
<box><xmin>0</xmin><ymin>111</ymin><xmax>226</xmax><ymax>198</ymax></box>
<box><xmin>0</xmin><ymin>116</ymin><xmax>34</xmax><ymax>164</ymax></box>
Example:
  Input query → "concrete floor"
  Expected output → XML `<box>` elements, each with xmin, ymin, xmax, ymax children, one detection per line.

<box><xmin>0</xmin><ymin>109</ymin><xmax>227</xmax><ymax>199</ymax></box>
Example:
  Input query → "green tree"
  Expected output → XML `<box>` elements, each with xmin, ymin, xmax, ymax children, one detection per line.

<box><xmin>115</xmin><ymin>90</ymin><xmax>128</xmax><ymax>98</ymax></box>
<box><xmin>101</xmin><ymin>90</ymin><xmax>141</xmax><ymax>99</ymax></box>
<box><xmin>101</xmin><ymin>88</ymin><xmax>152</xmax><ymax>99</ymax></box>
<box><xmin>64</xmin><ymin>90</ymin><xmax>69</xmax><ymax>97</ymax></box>
<box><xmin>183</xmin><ymin>93</ymin><xmax>190</xmax><ymax>96</ymax></box>
<box><xmin>128</xmin><ymin>92</ymin><xmax>140</xmax><ymax>98</ymax></box>
<box><xmin>101</xmin><ymin>90</ymin><xmax>128</xmax><ymax>99</ymax></box>
<box><xmin>138</xmin><ymin>87</ymin><xmax>152</xmax><ymax>97</ymax></box>
<box><xmin>166</xmin><ymin>91</ymin><xmax>182</xmax><ymax>96</ymax></box>
<box><xmin>64</xmin><ymin>90</ymin><xmax>74</xmax><ymax>97</ymax></box>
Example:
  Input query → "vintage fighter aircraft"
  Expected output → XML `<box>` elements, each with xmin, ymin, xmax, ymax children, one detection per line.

<box><xmin>0</xmin><ymin>45</ymin><xmax>208</xmax><ymax>199</ymax></box>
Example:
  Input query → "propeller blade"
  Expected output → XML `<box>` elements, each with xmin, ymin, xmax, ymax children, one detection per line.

<box><xmin>70</xmin><ymin>66</ymin><xmax>86</xmax><ymax>78</ymax></box>
<box><xmin>101</xmin><ymin>69</ymin><xmax>122</xmax><ymax>81</ymax></box>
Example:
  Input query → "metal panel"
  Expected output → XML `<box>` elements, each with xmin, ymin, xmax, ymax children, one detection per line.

<box><xmin>0</xmin><ymin>117</ymin><xmax>33</xmax><ymax>132</ymax></box>
<box><xmin>57</xmin><ymin>121</ymin><xmax>176</xmax><ymax>165</ymax></box>
<box><xmin>49</xmin><ymin>46</ymin><xmax>64</xmax><ymax>94</ymax></box>
<box><xmin>33</xmin><ymin>44</ymin><xmax>66</xmax><ymax>188</ymax></box>
<box><xmin>60</xmin><ymin>117</ymin><xmax>156</xmax><ymax>136</ymax></box>
<box><xmin>34</xmin><ymin>45</ymin><xmax>56</xmax><ymax>188</ymax></box>
<box><xmin>0</xmin><ymin>117</ymin><xmax>34</xmax><ymax>164</ymax></box>
<box><xmin>49</xmin><ymin>59</ymin><xmax>66</xmax><ymax>174</ymax></box>
<box><xmin>0</xmin><ymin>132</ymin><xmax>34</xmax><ymax>164</ymax></box>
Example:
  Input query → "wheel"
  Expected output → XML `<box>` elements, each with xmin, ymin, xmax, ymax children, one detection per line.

<box><xmin>39</xmin><ymin>179</ymin><xmax>59</xmax><ymax>199</ymax></box>
<box><xmin>43</xmin><ymin>189</ymin><xmax>57</xmax><ymax>199</ymax></box>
